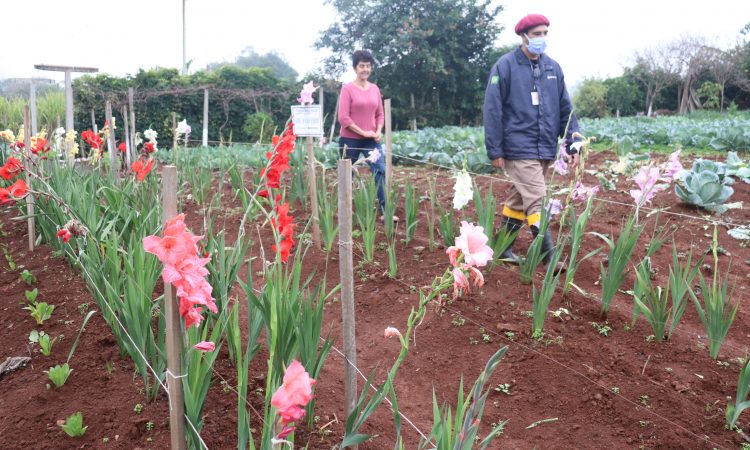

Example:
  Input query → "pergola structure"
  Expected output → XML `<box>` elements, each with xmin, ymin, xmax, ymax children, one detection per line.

<box><xmin>33</xmin><ymin>64</ymin><xmax>98</xmax><ymax>132</ymax></box>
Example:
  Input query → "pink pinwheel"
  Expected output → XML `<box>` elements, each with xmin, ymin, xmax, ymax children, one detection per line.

<box><xmin>297</xmin><ymin>81</ymin><xmax>317</xmax><ymax>105</ymax></box>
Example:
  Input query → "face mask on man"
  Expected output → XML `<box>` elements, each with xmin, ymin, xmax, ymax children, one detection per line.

<box><xmin>524</xmin><ymin>33</ymin><xmax>547</xmax><ymax>55</ymax></box>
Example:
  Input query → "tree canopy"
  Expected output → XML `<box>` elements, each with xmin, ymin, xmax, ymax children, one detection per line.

<box><xmin>316</xmin><ymin>0</ymin><xmax>503</xmax><ymax>129</ymax></box>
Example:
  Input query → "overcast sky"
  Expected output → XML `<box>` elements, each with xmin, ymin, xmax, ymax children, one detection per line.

<box><xmin>1</xmin><ymin>0</ymin><xmax>747</xmax><ymax>89</ymax></box>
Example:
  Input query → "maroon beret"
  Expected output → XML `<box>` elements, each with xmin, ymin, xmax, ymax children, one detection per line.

<box><xmin>514</xmin><ymin>14</ymin><xmax>550</xmax><ymax>35</ymax></box>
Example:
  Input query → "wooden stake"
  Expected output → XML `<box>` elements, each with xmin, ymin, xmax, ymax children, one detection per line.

<box><xmin>337</xmin><ymin>159</ymin><xmax>357</xmax><ymax>425</ymax></box>
<box><xmin>161</xmin><ymin>165</ymin><xmax>187</xmax><ymax>450</ymax></box>
<box><xmin>105</xmin><ymin>102</ymin><xmax>118</xmax><ymax>177</ymax></box>
<box><xmin>23</xmin><ymin>106</ymin><xmax>35</xmax><ymax>252</ymax></box>
<box><xmin>202</xmin><ymin>88</ymin><xmax>209</xmax><ymax>147</ymax></box>
<box><xmin>307</xmin><ymin>136</ymin><xmax>321</xmax><ymax>250</ymax></box>
<box><xmin>122</xmin><ymin>105</ymin><xmax>132</xmax><ymax>170</ymax></box>
<box><xmin>384</xmin><ymin>98</ymin><xmax>393</xmax><ymax>191</ymax></box>
<box><xmin>128</xmin><ymin>88</ymin><xmax>136</xmax><ymax>152</ymax></box>
<box><xmin>91</xmin><ymin>109</ymin><xmax>98</xmax><ymax>134</ymax></box>
<box><xmin>172</xmin><ymin>112</ymin><xmax>178</xmax><ymax>164</ymax></box>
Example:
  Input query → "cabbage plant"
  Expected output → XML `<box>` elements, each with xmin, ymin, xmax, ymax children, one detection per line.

<box><xmin>675</xmin><ymin>159</ymin><xmax>734</xmax><ymax>213</ymax></box>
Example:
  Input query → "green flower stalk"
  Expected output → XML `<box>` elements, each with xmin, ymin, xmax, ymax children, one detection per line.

<box><xmin>403</xmin><ymin>180</ymin><xmax>419</xmax><ymax>244</ymax></box>
<box><xmin>592</xmin><ymin>215</ymin><xmax>644</xmax><ymax>314</ymax></box>
<box><xmin>353</xmin><ymin>177</ymin><xmax>378</xmax><ymax>261</ymax></box>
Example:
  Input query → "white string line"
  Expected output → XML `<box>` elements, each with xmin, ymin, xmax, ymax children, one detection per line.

<box><xmin>34</xmin><ymin>213</ymin><xmax>210</xmax><ymax>450</ymax></box>
<box><xmin>354</xmin><ymin>242</ymin><xmax>731</xmax><ymax>449</ymax></box>
<box><xmin>348</xmin><ymin>243</ymin><xmax>740</xmax><ymax>447</ymax></box>
<box><xmin>240</xmin><ymin>278</ymin><xmax>430</xmax><ymax>443</ymax></box>
<box><xmin>439</xmin><ymin>303</ymin><xmax>730</xmax><ymax>449</ymax></box>
<box><xmin>388</xmin><ymin>152</ymin><xmax>744</xmax><ymax>229</ymax></box>
<box><xmin>323</xmin><ymin>338</ymin><xmax>432</xmax><ymax>443</ymax></box>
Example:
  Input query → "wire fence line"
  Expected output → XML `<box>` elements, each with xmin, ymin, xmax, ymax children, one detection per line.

<box><xmin>348</xmin><ymin>242</ymin><xmax>733</xmax><ymax>450</ymax></box>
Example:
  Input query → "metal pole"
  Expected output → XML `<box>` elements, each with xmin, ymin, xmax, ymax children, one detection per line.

<box><xmin>202</xmin><ymin>88</ymin><xmax>208</xmax><ymax>147</ymax></box>
<box><xmin>23</xmin><ymin>106</ymin><xmax>35</xmax><ymax>252</ymax></box>
<box><xmin>64</xmin><ymin>71</ymin><xmax>74</xmax><ymax>132</ymax></box>
<box><xmin>29</xmin><ymin>80</ymin><xmax>38</xmax><ymax>135</ymax></box>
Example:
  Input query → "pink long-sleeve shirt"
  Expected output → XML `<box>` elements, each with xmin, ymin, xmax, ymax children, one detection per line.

<box><xmin>337</xmin><ymin>82</ymin><xmax>384</xmax><ymax>139</ymax></box>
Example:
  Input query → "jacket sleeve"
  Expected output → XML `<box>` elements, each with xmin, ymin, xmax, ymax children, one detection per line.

<box><xmin>483</xmin><ymin>62</ymin><xmax>505</xmax><ymax>160</ymax></box>
<box><xmin>557</xmin><ymin>67</ymin><xmax>579</xmax><ymax>143</ymax></box>
<box><xmin>338</xmin><ymin>85</ymin><xmax>353</xmax><ymax>129</ymax></box>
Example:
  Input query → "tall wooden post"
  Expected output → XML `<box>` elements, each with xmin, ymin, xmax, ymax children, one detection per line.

<box><xmin>128</xmin><ymin>87</ymin><xmax>136</xmax><ymax>151</ymax></box>
<box><xmin>122</xmin><ymin>106</ymin><xmax>132</xmax><ymax>169</ymax></box>
<box><xmin>172</xmin><ymin>112</ymin><xmax>178</xmax><ymax>164</ymax></box>
<box><xmin>23</xmin><ymin>107</ymin><xmax>35</xmax><ymax>252</ymax></box>
<box><xmin>105</xmin><ymin>102</ymin><xmax>118</xmax><ymax>176</ymax></box>
<box><xmin>384</xmin><ymin>99</ymin><xmax>393</xmax><ymax>191</ymax></box>
<box><xmin>307</xmin><ymin>136</ymin><xmax>321</xmax><ymax>250</ymax></box>
<box><xmin>91</xmin><ymin>109</ymin><xmax>98</xmax><ymax>133</ymax></box>
<box><xmin>337</xmin><ymin>159</ymin><xmax>357</xmax><ymax>427</ymax></box>
<box><xmin>329</xmin><ymin>93</ymin><xmax>338</xmax><ymax>143</ymax></box>
<box><xmin>161</xmin><ymin>166</ymin><xmax>187</xmax><ymax>450</ymax></box>
<box><xmin>202</xmin><ymin>89</ymin><xmax>208</xmax><ymax>147</ymax></box>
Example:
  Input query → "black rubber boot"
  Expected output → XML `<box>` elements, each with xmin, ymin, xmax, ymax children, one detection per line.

<box><xmin>498</xmin><ymin>216</ymin><xmax>523</xmax><ymax>264</ymax></box>
<box><xmin>530</xmin><ymin>225</ymin><xmax>555</xmax><ymax>265</ymax></box>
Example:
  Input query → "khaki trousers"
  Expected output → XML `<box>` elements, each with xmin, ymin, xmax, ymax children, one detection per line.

<box><xmin>502</xmin><ymin>159</ymin><xmax>551</xmax><ymax>227</ymax></box>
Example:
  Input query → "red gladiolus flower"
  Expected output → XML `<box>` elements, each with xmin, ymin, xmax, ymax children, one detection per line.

<box><xmin>143</xmin><ymin>142</ymin><xmax>155</xmax><ymax>153</ymax></box>
<box><xmin>56</xmin><ymin>228</ymin><xmax>72</xmax><ymax>243</ymax></box>
<box><xmin>31</xmin><ymin>137</ymin><xmax>48</xmax><ymax>155</ymax></box>
<box><xmin>271</xmin><ymin>200</ymin><xmax>295</xmax><ymax>263</ymax></box>
<box><xmin>81</xmin><ymin>130</ymin><xmax>102</xmax><ymax>149</ymax></box>
<box><xmin>132</xmin><ymin>158</ymin><xmax>155</xmax><ymax>181</ymax></box>
<box><xmin>0</xmin><ymin>157</ymin><xmax>23</xmax><ymax>180</ymax></box>
<box><xmin>118</xmin><ymin>142</ymin><xmax>127</xmax><ymax>153</ymax></box>
<box><xmin>0</xmin><ymin>179</ymin><xmax>29</xmax><ymax>205</ymax></box>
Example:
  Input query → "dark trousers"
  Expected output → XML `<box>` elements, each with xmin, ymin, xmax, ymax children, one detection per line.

<box><xmin>338</xmin><ymin>137</ymin><xmax>386</xmax><ymax>212</ymax></box>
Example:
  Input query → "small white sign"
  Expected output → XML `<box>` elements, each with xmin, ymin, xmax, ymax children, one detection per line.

<box><xmin>291</xmin><ymin>105</ymin><xmax>323</xmax><ymax>137</ymax></box>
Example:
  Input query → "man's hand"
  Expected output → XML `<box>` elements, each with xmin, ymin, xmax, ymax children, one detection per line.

<box><xmin>491</xmin><ymin>157</ymin><xmax>505</xmax><ymax>169</ymax></box>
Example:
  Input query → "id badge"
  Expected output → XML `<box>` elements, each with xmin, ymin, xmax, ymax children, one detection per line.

<box><xmin>531</xmin><ymin>91</ymin><xmax>539</xmax><ymax>106</ymax></box>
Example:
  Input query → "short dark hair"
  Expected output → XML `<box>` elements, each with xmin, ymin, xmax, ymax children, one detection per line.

<box><xmin>352</xmin><ymin>50</ymin><xmax>374</xmax><ymax>69</ymax></box>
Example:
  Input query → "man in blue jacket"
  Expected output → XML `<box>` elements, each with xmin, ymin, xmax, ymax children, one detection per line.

<box><xmin>483</xmin><ymin>13</ymin><xmax>581</xmax><ymax>267</ymax></box>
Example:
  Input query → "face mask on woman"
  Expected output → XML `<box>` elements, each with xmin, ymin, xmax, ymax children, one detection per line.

<box><xmin>525</xmin><ymin>34</ymin><xmax>547</xmax><ymax>56</ymax></box>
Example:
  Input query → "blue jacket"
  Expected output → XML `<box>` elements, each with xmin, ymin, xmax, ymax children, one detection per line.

<box><xmin>483</xmin><ymin>47</ymin><xmax>578</xmax><ymax>161</ymax></box>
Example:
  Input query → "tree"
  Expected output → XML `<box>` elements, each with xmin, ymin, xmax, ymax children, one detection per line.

<box><xmin>631</xmin><ymin>45</ymin><xmax>679</xmax><ymax>116</ymax></box>
<box><xmin>572</xmin><ymin>78</ymin><xmax>608</xmax><ymax>119</ymax></box>
<box><xmin>704</xmin><ymin>47</ymin><xmax>739</xmax><ymax>111</ymax></box>
<box><xmin>670</xmin><ymin>35</ymin><xmax>710</xmax><ymax>114</ymax></box>
<box><xmin>316</xmin><ymin>0</ymin><xmax>502</xmax><ymax>128</ymax></box>
<box><xmin>604</xmin><ymin>75</ymin><xmax>642</xmax><ymax>117</ymax></box>
<box><xmin>206</xmin><ymin>47</ymin><xmax>298</xmax><ymax>82</ymax></box>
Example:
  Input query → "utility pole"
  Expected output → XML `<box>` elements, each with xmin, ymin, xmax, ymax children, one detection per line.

<box><xmin>182</xmin><ymin>0</ymin><xmax>187</xmax><ymax>75</ymax></box>
<box><xmin>34</xmin><ymin>65</ymin><xmax>98</xmax><ymax>132</ymax></box>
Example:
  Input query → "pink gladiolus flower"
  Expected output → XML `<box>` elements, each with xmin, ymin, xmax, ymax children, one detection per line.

<box><xmin>553</xmin><ymin>154</ymin><xmax>568</xmax><ymax>176</ymax></box>
<box><xmin>454</xmin><ymin>221</ymin><xmax>493</xmax><ymax>268</ymax></box>
<box><xmin>271</xmin><ymin>360</ymin><xmax>316</xmax><ymax>427</ymax></box>
<box><xmin>663</xmin><ymin>149</ymin><xmax>683</xmax><ymax>181</ymax></box>
<box><xmin>297</xmin><ymin>81</ymin><xmax>317</xmax><ymax>105</ymax></box>
<box><xmin>193</xmin><ymin>341</ymin><xmax>215</xmax><ymax>352</ymax></box>
<box><xmin>465</xmin><ymin>266</ymin><xmax>485</xmax><ymax>287</ymax></box>
<box><xmin>572</xmin><ymin>181</ymin><xmax>599</xmax><ymax>203</ymax></box>
<box><xmin>452</xmin><ymin>267</ymin><xmax>470</xmax><ymax>299</ymax></box>
<box><xmin>630</xmin><ymin>166</ymin><xmax>665</xmax><ymax>206</ymax></box>
<box><xmin>366</xmin><ymin>148</ymin><xmax>381</xmax><ymax>163</ymax></box>
<box><xmin>446</xmin><ymin>246</ymin><xmax>460</xmax><ymax>267</ymax></box>
<box><xmin>143</xmin><ymin>214</ymin><xmax>201</xmax><ymax>266</ymax></box>
<box><xmin>384</xmin><ymin>326</ymin><xmax>402</xmax><ymax>339</ymax></box>
<box><xmin>546</xmin><ymin>199</ymin><xmax>562</xmax><ymax>218</ymax></box>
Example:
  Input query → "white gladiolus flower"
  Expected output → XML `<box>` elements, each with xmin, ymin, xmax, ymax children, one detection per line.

<box><xmin>452</xmin><ymin>169</ymin><xmax>473</xmax><ymax>210</ymax></box>
<box><xmin>176</xmin><ymin>120</ymin><xmax>191</xmax><ymax>136</ymax></box>
<box><xmin>143</xmin><ymin>129</ymin><xmax>158</xmax><ymax>142</ymax></box>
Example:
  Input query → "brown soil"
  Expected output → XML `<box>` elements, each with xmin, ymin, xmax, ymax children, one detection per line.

<box><xmin>1</xmin><ymin>150</ymin><xmax>750</xmax><ymax>450</ymax></box>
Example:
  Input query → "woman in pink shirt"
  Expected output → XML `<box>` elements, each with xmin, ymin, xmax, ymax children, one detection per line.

<box><xmin>338</xmin><ymin>50</ymin><xmax>387</xmax><ymax>213</ymax></box>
